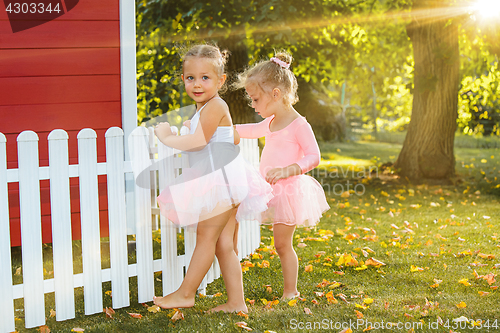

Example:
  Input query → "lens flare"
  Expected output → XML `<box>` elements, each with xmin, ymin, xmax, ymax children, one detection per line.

<box><xmin>471</xmin><ymin>0</ymin><xmax>500</xmax><ymax>19</ymax></box>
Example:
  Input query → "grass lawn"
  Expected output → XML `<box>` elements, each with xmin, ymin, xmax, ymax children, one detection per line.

<box><xmin>11</xmin><ymin>140</ymin><xmax>500</xmax><ymax>332</ymax></box>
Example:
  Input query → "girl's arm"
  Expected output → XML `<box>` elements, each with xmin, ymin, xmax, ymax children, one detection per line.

<box><xmin>294</xmin><ymin>121</ymin><xmax>321</xmax><ymax>173</ymax></box>
<box><xmin>155</xmin><ymin>99</ymin><xmax>227</xmax><ymax>151</ymax></box>
<box><xmin>233</xmin><ymin>127</ymin><xmax>240</xmax><ymax>145</ymax></box>
<box><xmin>234</xmin><ymin>117</ymin><xmax>271</xmax><ymax>139</ymax></box>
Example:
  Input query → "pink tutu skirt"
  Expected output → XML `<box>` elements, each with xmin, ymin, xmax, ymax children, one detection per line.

<box><xmin>157</xmin><ymin>143</ymin><xmax>273</xmax><ymax>226</ymax></box>
<box><xmin>261</xmin><ymin>174</ymin><xmax>330</xmax><ymax>227</ymax></box>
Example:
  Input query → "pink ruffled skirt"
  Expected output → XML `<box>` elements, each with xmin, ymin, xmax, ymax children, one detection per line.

<box><xmin>261</xmin><ymin>174</ymin><xmax>330</xmax><ymax>227</ymax></box>
<box><xmin>157</xmin><ymin>143</ymin><xmax>273</xmax><ymax>226</ymax></box>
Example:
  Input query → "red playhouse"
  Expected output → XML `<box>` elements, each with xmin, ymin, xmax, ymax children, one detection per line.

<box><xmin>0</xmin><ymin>0</ymin><xmax>137</xmax><ymax>246</ymax></box>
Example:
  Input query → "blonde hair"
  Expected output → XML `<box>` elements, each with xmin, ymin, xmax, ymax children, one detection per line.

<box><xmin>182</xmin><ymin>44</ymin><xmax>229</xmax><ymax>77</ymax></box>
<box><xmin>235</xmin><ymin>50</ymin><xmax>299</xmax><ymax>105</ymax></box>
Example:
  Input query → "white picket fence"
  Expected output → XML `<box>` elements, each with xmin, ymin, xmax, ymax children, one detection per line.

<box><xmin>0</xmin><ymin>126</ymin><xmax>261</xmax><ymax>332</ymax></box>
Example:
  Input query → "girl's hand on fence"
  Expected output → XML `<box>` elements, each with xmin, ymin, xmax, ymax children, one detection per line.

<box><xmin>183</xmin><ymin>120</ymin><xmax>191</xmax><ymax>130</ymax></box>
<box><xmin>154</xmin><ymin>122</ymin><xmax>175</xmax><ymax>141</ymax></box>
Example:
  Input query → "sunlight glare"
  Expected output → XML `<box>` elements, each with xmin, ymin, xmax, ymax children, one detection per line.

<box><xmin>471</xmin><ymin>0</ymin><xmax>500</xmax><ymax>19</ymax></box>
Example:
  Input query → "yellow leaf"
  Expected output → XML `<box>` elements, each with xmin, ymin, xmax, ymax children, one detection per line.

<box><xmin>363</xmin><ymin>298</ymin><xmax>374</xmax><ymax>304</ymax></box>
<box><xmin>478</xmin><ymin>291</ymin><xmax>490</xmax><ymax>296</ymax></box>
<box><xmin>410</xmin><ymin>265</ymin><xmax>424</xmax><ymax>272</ymax></box>
<box><xmin>355</xmin><ymin>303</ymin><xmax>368</xmax><ymax>309</ymax></box>
<box><xmin>329</xmin><ymin>282</ymin><xmax>342</xmax><ymax>289</ymax></box>
<box><xmin>260</xmin><ymin>298</ymin><xmax>268</xmax><ymax>305</ymax></box>
<box><xmin>288</xmin><ymin>299</ymin><xmax>298</xmax><ymax>306</ymax></box>
<box><xmin>456</xmin><ymin>301</ymin><xmax>467</xmax><ymax>308</ymax></box>
<box><xmin>147</xmin><ymin>305</ymin><xmax>161</xmax><ymax>313</ymax></box>
<box><xmin>354</xmin><ymin>265</ymin><xmax>368</xmax><ymax>271</ymax></box>
<box><xmin>49</xmin><ymin>309</ymin><xmax>56</xmax><ymax>318</ymax></box>
<box><xmin>304</xmin><ymin>265</ymin><xmax>313</xmax><ymax>272</ymax></box>
<box><xmin>458</xmin><ymin>278</ymin><xmax>471</xmax><ymax>286</ymax></box>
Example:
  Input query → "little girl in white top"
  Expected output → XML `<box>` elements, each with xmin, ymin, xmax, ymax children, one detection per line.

<box><xmin>153</xmin><ymin>45</ymin><xmax>272</xmax><ymax>313</ymax></box>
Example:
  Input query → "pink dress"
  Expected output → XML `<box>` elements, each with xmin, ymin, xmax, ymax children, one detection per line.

<box><xmin>235</xmin><ymin>115</ymin><xmax>330</xmax><ymax>227</ymax></box>
<box><xmin>157</xmin><ymin>101</ymin><xmax>273</xmax><ymax>226</ymax></box>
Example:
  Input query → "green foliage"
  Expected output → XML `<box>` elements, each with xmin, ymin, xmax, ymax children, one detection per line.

<box><xmin>136</xmin><ymin>0</ymin><xmax>500</xmax><ymax>138</ymax></box>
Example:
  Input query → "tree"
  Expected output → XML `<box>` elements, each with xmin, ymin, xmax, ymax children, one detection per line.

<box><xmin>394</xmin><ymin>0</ymin><xmax>460</xmax><ymax>181</ymax></box>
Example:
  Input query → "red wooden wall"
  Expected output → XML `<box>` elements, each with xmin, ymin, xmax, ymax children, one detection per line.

<box><xmin>0</xmin><ymin>0</ymin><xmax>122</xmax><ymax>246</ymax></box>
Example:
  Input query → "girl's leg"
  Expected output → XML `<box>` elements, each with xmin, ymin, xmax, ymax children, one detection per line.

<box><xmin>209</xmin><ymin>207</ymin><xmax>248</xmax><ymax>313</ymax></box>
<box><xmin>233</xmin><ymin>215</ymin><xmax>239</xmax><ymax>257</ymax></box>
<box><xmin>153</xmin><ymin>206</ymin><xmax>235</xmax><ymax>309</ymax></box>
<box><xmin>273</xmin><ymin>223</ymin><xmax>299</xmax><ymax>299</ymax></box>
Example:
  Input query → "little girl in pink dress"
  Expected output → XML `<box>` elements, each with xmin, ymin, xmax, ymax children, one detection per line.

<box><xmin>234</xmin><ymin>51</ymin><xmax>330</xmax><ymax>299</ymax></box>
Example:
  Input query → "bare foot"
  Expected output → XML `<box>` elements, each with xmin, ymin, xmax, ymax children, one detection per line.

<box><xmin>281</xmin><ymin>291</ymin><xmax>300</xmax><ymax>300</ymax></box>
<box><xmin>207</xmin><ymin>302</ymin><xmax>248</xmax><ymax>313</ymax></box>
<box><xmin>153</xmin><ymin>291</ymin><xmax>195</xmax><ymax>309</ymax></box>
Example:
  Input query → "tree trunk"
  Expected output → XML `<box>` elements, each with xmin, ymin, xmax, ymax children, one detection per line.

<box><xmin>394</xmin><ymin>0</ymin><xmax>459</xmax><ymax>181</ymax></box>
<box><xmin>218</xmin><ymin>36</ymin><xmax>256</xmax><ymax>124</ymax></box>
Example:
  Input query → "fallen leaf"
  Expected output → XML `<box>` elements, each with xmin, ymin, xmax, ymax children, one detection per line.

<box><xmin>363</xmin><ymin>298</ymin><xmax>374</xmax><ymax>304</ymax></box>
<box><xmin>458</xmin><ymin>278</ymin><xmax>471</xmax><ymax>286</ymax></box>
<box><xmin>147</xmin><ymin>305</ymin><xmax>161</xmax><ymax>313</ymax></box>
<box><xmin>304</xmin><ymin>307</ymin><xmax>313</xmax><ymax>315</ymax></box>
<box><xmin>49</xmin><ymin>309</ymin><xmax>56</xmax><ymax>318</ymax></box>
<box><xmin>478</xmin><ymin>291</ymin><xmax>490</xmax><ymax>296</ymax></box>
<box><xmin>104</xmin><ymin>307</ymin><xmax>115</xmax><ymax>319</ymax></box>
<box><xmin>71</xmin><ymin>328</ymin><xmax>84</xmax><ymax>332</ymax></box>
<box><xmin>128</xmin><ymin>312</ymin><xmax>142</xmax><ymax>319</ymax></box>
<box><xmin>339</xmin><ymin>329</ymin><xmax>353</xmax><ymax>333</ymax></box>
<box><xmin>483</xmin><ymin>273</ymin><xmax>496</xmax><ymax>285</ymax></box>
<box><xmin>410</xmin><ymin>265</ymin><xmax>424</xmax><ymax>272</ymax></box>
<box><xmin>235</xmin><ymin>321</ymin><xmax>252</xmax><ymax>331</ymax></box>
<box><xmin>365</xmin><ymin>257</ymin><xmax>385</xmax><ymax>267</ymax></box>
<box><xmin>288</xmin><ymin>299</ymin><xmax>298</xmax><ymax>306</ymax></box>
<box><xmin>304</xmin><ymin>265</ymin><xmax>313</xmax><ymax>272</ymax></box>
<box><xmin>39</xmin><ymin>326</ymin><xmax>50</xmax><ymax>333</ymax></box>
<box><xmin>453</xmin><ymin>315</ymin><xmax>469</xmax><ymax>322</ymax></box>
<box><xmin>355</xmin><ymin>310</ymin><xmax>364</xmax><ymax>318</ymax></box>
<box><xmin>171</xmin><ymin>309</ymin><xmax>184</xmax><ymax>322</ymax></box>
<box><xmin>456</xmin><ymin>301</ymin><xmax>467</xmax><ymax>308</ymax></box>
<box><xmin>237</xmin><ymin>311</ymin><xmax>249</xmax><ymax>319</ymax></box>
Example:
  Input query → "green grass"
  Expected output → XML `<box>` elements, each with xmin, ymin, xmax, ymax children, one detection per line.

<box><xmin>11</xmin><ymin>141</ymin><xmax>500</xmax><ymax>332</ymax></box>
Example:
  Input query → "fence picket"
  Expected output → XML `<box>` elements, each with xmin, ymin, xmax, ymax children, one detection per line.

<box><xmin>0</xmin><ymin>133</ymin><xmax>15</xmax><ymax>333</ymax></box>
<box><xmin>17</xmin><ymin>131</ymin><xmax>45</xmax><ymax>328</ymax></box>
<box><xmin>157</xmin><ymin>140</ymin><xmax>183</xmax><ymax>295</ymax></box>
<box><xmin>48</xmin><ymin>130</ymin><xmax>75</xmax><ymax>321</ymax></box>
<box><xmin>77</xmin><ymin>129</ymin><xmax>103</xmax><ymax>315</ymax></box>
<box><xmin>105</xmin><ymin>127</ymin><xmax>130</xmax><ymax>309</ymax></box>
<box><xmin>130</xmin><ymin>127</ymin><xmax>154</xmax><ymax>303</ymax></box>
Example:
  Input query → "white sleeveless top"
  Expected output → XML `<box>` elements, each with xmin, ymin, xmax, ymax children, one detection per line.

<box><xmin>189</xmin><ymin>98</ymin><xmax>234</xmax><ymax>144</ymax></box>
